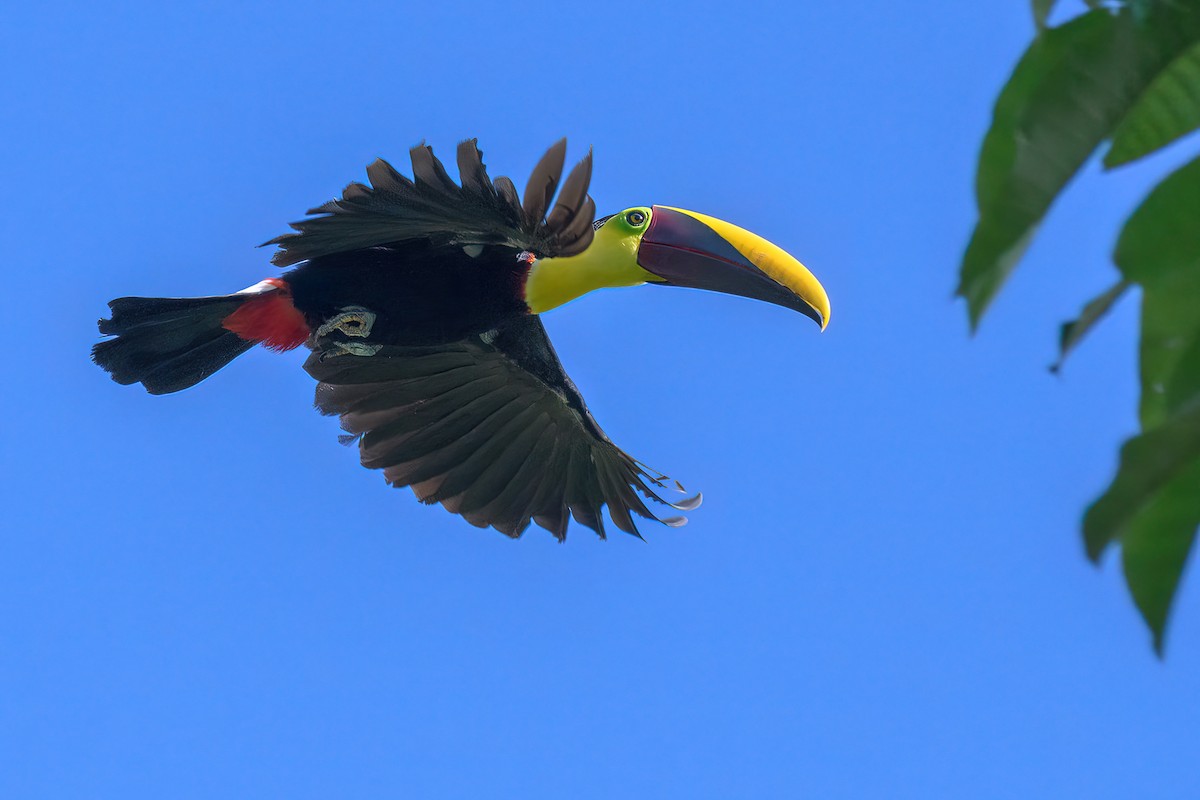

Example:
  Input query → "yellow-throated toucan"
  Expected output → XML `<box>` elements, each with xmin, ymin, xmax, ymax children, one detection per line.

<box><xmin>93</xmin><ymin>139</ymin><xmax>830</xmax><ymax>540</ymax></box>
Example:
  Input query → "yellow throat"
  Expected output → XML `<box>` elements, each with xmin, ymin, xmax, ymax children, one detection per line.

<box><xmin>523</xmin><ymin>215</ymin><xmax>659</xmax><ymax>314</ymax></box>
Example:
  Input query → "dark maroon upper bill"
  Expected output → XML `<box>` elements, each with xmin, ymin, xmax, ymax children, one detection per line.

<box><xmin>635</xmin><ymin>206</ymin><xmax>825</xmax><ymax>327</ymax></box>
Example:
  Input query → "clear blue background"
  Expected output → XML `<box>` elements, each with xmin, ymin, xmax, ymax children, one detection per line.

<box><xmin>3</xmin><ymin>1</ymin><xmax>1198</xmax><ymax>797</ymax></box>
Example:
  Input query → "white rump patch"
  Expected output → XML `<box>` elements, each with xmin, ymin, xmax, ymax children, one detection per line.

<box><xmin>236</xmin><ymin>280</ymin><xmax>278</xmax><ymax>295</ymax></box>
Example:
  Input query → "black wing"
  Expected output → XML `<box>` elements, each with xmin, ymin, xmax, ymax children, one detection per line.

<box><xmin>267</xmin><ymin>139</ymin><xmax>596</xmax><ymax>266</ymax></box>
<box><xmin>305</xmin><ymin>315</ymin><xmax>700</xmax><ymax>540</ymax></box>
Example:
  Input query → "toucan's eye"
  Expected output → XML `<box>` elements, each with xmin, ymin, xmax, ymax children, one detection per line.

<box><xmin>626</xmin><ymin>210</ymin><xmax>647</xmax><ymax>226</ymax></box>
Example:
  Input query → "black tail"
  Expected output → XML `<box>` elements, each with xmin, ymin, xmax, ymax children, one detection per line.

<box><xmin>93</xmin><ymin>295</ymin><xmax>256</xmax><ymax>395</ymax></box>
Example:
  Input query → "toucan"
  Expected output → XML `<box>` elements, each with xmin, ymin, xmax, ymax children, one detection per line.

<box><xmin>93</xmin><ymin>139</ymin><xmax>830</xmax><ymax>540</ymax></box>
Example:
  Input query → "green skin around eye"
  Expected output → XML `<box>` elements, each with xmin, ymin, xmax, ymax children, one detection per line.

<box><xmin>614</xmin><ymin>207</ymin><xmax>651</xmax><ymax>233</ymax></box>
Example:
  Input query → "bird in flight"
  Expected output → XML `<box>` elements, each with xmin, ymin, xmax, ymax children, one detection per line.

<box><xmin>93</xmin><ymin>139</ymin><xmax>830</xmax><ymax>540</ymax></box>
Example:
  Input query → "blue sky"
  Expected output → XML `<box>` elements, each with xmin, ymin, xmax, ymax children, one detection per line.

<box><xmin>3</xmin><ymin>1</ymin><xmax>1198</xmax><ymax>797</ymax></box>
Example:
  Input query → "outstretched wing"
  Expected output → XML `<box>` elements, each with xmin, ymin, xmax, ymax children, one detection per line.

<box><xmin>305</xmin><ymin>315</ymin><xmax>700</xmax><ymax>540</ymax></box>
<box><xmin>267</xmin><ymin>139</ymin><xmax>596</xmax><ymax>266</ymax></box>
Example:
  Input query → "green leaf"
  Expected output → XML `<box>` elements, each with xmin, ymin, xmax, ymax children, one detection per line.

<box><xmin>1138</xmin><ymin>274</ymin><xmax>1200</xmax><ymax>428</ymax></box>
<box><xmin>1090</xmin><ymin>190</ymin><xmax>1200</xmax><ymax>650</ymax></box>
<box><xmin>1128</xmin><ymin>0</ymin><xmax>1153</xmax><ymax>25</ymax></box>
<box><xmin>1083</xmin><ymin>269</ymin><xmax>1200</xmax><ymax>651</ymax></box>
<box><xmin>1083</xmin><ymin>400</ymin><xmax>1200</xmax><ymax>561</ymax></box>
<box><xmin>1115</xmin><ymin>154</ymin><xmax>1200</xmax><ymax>288</ymax></box>
<box><xmin>1033</xmin><ymin>0</ymin><xmax>1057</xmax><ymax>30</ymax></box>
<box><xmin>1106</xmin><ymin>39</ymin><xmax>1200</xmax><ymax>167</ymax></box>
<box><xmin>959</xmin><ymin>10</ymin><xmax>1152</xmax><ymax>328</ymax></box>
<box><xmin>1114</xmin><ymin>155</ymin><xmax>1200</xmax><ymax>426</ymax></box>
<box><xmin>1084</xmin><ymin>400</ymin><xmax>1200</xmax><ymax>654</ymax></box>
<box><xmin>965</xmin><ymin>1</ymin><xmax>1200</xmax><ymax>651</ymax></box>
<box><xmin>960</xmin><ymin>4</ymin><xmax>1200</xmax><ymax>329</ymax></box>
<box><xmin>1164</xmin><ymin>333</ymin><xmax>1200</xmax><ymax>418</ymax></box>
<box><xmin>1051</xmin><ymin>279</ymin><xmax>1130</xmax><ymax>373</ymax></box>
<box><xmin>1121</xmin><ymin>455</ymin><xmax>1200</xmax><ymax>655</ymax></box>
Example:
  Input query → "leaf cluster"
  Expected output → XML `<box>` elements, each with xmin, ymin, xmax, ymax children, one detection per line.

<box><xmin>961</xmin><ymin>0</ymin><xmax>1200</xmax><ymax>653</ymax></box>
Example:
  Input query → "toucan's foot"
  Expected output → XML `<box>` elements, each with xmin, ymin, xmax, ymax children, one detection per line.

<box><xmin>322</xmin><ymin>340</ymin><xmax>382</xmax><ymax>358</ymax></box>
<box><xmin>316</xmin><ymin>307</ymin><xmax>376</xmax><ymax>339</ymax></box>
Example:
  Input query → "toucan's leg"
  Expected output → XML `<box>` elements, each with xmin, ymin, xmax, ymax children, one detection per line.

<box><xmin>323</xmin><ymin>341</ymin><xmax>382</xmax><ymax>357</ymax></box>
<box><xmin>316</xmin><ymin>306</ymin><xmax>376</xmax><ymax>339</ymax></box>
<box><xmin>315</xmin><ymin>306</ymin><xmax>381</xmax><ymax>358</ymax></box>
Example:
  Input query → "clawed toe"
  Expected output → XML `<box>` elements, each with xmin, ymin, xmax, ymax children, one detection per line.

<box><xmin>316</xmin><ymin>306</ymin><xmax>376</xmax><ymax>339</ymax></box>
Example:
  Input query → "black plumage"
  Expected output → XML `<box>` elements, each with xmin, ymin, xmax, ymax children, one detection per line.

<box><xmin>306</xmin><ymin>316</ymin><xmax>698</xmax><ymax>540</ymax></box>
<box><xmin>95</xmin><ymin>138</ymin><xmax>698</xmax><ymax>540</ymax></box>
<box><xmin>92</xmin><ymin>296</ymin><xmax>254</xmax><ymax>394</ymax></box>
<box><xmin>282</xmin><ymin>241</ymin><xmax>530</xmax><ymax>345</ymax></box>
<box><xmin>266</xmin><ymin>139</ymin><xmax>595</xmax><ymax>267</ymax></box>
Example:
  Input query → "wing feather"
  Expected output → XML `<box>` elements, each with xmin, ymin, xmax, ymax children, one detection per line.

<box><xmin>545</xmin><ymin>149</ymin><xmax>593</xmax><ymax>230</ymax></box>
<box><xmin>304</xmin><ymin>315</ymin><xmax>693</xmax><ymax>540</ymax></box>
<box><xmin>557</xmin><ymin>196</ymin><xmax>597</xmax><ymax>256</ymax></box>
<box><xmin>521</xmin><ymin>138</ymin><xmax>567</xmax><ymax>227</ymax></box>
<box><xmin>563</xmin><ymin>441</ymin><xmax>605</xmax><ymax>538</ymax></box>
<box><xmin>267</xmin><ymin>139</ymin><xmax>595</xmax><ymax>265</ymax></box>
<box><xmin>455</xmin><ymin>139</ymin><xmax>495</xmax><ymax>198</ymax></box>
<box><xmin>454</xmin><ymin>411</ymin><xmax>554</xmax><ymax>519</ymax></box>
<box><xmin>363</xmin><ymin>388</ymin><xmax>524</xmax><ymax>471</ymax></box>
<box><xmin>480</xmin><ymin>421</ymin><xmax>561</xmax><ymax>536</ymax></box>
<box><xmin>492</xmin><ymin>176</ymin><xmax>522</xmax><ymax>221</ymax></box>
<box><xmin>431</xmin><ymin>403</ymin><xmax>546</xmax><ymax>509</ymax></box>
<box><xmin>526</xmin><ymin>434</ymin><xmax>571</xmax><ymax>539</ymax></box>
<box><xmin>364</xmin><ymin>158</ymin><xmax>412</xmax><ymax>195</ymax></box>
<box><xmin>410</xmin><ymin>143</ymin><xmax>461</xmax><ymax>196</ymax></box>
